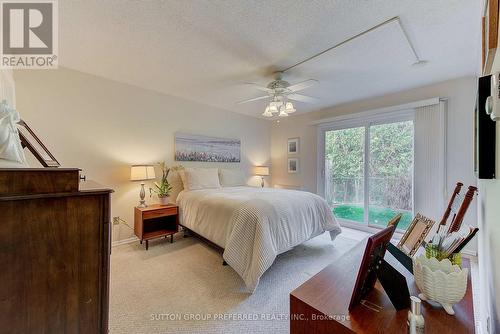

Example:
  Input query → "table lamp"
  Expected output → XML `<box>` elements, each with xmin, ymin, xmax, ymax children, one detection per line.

<box><xmin>130</xmin><ymin>165</ymin><xmax>156</xmax><ymax>207</ymax></box>
<box><xmin>254</xmin><ymin>166</ymin><xmax>270</xmax><ymax>188</ymax></box>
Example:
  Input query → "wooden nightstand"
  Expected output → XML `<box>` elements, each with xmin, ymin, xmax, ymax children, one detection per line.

<box><xmin>134</xmin><ymin>204</ymin><xmax>179</xmax><ymax>250</ymax></box>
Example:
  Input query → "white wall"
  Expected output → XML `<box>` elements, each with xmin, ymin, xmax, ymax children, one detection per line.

<box><xmin>14</xmin><ymin>67</ymin><xmax>272</xmax><ymax>242</ymax></box>
<box><xmin>477</xmin><ymin>42</ymin><xmax>500</xmax><ymax>333</ymax></box>
<box><xmin>478</xmin><ymin>178</ymin><xmax>500</xmax><ymax>333</ymax></box>
<box><xmin>271</xmin><ymin>76</ymin><xmax>478</xmax><ymax>243</ymax></box>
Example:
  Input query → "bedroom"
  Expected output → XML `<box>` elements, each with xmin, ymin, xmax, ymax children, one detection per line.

<box><xmin>0</xmin><ymin>1</ymin><xmax>499</xmax><ymax>334</ymax></box>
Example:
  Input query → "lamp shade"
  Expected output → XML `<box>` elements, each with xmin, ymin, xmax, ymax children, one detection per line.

<box><xmin>130</xmin><ymin>165</ymin><xmax>156</xmax><ymax>181</ymax></box>
<box><xmin>254</xmin><ymin>166</ymin><xmax>270</xmax><ymax>176</ymax></box>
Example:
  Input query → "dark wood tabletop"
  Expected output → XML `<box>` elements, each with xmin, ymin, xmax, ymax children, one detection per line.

<box><xmin>290</xmin><ymin>239</ymin><xmax>474</xmax><ymax>334</ymax></box>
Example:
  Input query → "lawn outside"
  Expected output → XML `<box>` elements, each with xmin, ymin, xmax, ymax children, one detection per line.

<box><xmin>332</xmin><ymin>204</ymin><xmax>412</xmax><ymax>230</ymax></box>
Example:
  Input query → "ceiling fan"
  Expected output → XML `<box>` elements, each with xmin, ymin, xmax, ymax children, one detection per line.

<box><xmin>238</xmin><ymin>72</ymin><xmax>319</xmax><ymax>118</ymax></box>
<box><xmin>236</xmin><ymin>16</ymin><xmax>427</xmax><ymax>118</ymax></box>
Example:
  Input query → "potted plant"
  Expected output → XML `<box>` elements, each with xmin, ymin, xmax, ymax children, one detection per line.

<box><xmin>150</xmin><ymin>162</ymin><xmax>173</xmax><ymax>205</ymax></box>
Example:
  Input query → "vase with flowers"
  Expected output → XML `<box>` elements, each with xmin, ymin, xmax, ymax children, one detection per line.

<box><xmin>149</xmin><ymin>162</ymin><xmax>173</xmax><ymax>205</ymax></box>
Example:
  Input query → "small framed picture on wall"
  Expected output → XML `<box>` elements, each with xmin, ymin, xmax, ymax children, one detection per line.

<box><xmin>287</xmin><ymin>137</ymin><xmax>299</xmax><ymax>155</ymax></box>
<box><xmin>288</xmin><ymin>158</ymin><xmax>299</xmax><ymax>173</ymax></box>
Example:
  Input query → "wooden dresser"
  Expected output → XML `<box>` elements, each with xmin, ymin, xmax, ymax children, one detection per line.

<box><xmin>0</xmin><ymin>168</ymin><xmax>113</xmax><ymax>334</ymax></box>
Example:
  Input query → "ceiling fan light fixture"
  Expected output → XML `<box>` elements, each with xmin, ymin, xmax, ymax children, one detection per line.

<box><xmin>278</xmin><ymin>109</ymin><xmax>289</xmax><ymax>117</ymax></box>
<box><xmin>269</xmin><ymin>102</ymin><xmax>279</xmax><ymax>113</ymax></box>
<box><xmin>262</xmin><ymin>106</ymin><xmax>273</xmax><ymax>117</ymax></box>
<box><xmin>285</xmin><ymin>102</ymin><xmax>296</xmax><ymax>113</ymax></box>
<box><xmin>238</xmin><ymin>76</ymin><xmax>319</xmax><ymax>117</ymax></box>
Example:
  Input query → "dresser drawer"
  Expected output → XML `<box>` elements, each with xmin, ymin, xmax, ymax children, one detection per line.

<box><xmin>143</xmin><ymin>206</ymin><xmax>177</xmax><ymax>220</ymax></box>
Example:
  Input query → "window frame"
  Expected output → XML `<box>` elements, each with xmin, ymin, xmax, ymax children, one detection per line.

<box><xmin>317</xmin><ymin>109</ymin><xmax>415</xmax><ymax>232</ymax></box>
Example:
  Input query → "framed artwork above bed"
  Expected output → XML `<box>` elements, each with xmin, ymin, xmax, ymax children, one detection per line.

<box><xmin>175</xmin><ymin>132</ymin><xmax>241</xmax><ymax>162</ymax></box>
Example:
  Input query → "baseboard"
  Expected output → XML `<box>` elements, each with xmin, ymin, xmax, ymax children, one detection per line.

<box><xmin>112</xmin><ymin>236</ymin><xmax>138</xmax><ymax>247</ymax></box>
<box><xmin>461</xmin><ymin>248</ymin><xmax>477</xmax><ymax>257</ymax></box>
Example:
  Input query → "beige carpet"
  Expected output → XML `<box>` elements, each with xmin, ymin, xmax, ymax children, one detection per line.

<box><xmin>109</xmin><ymin>231</ymin><xmax>359</xmax><ymax>334</ymax></box>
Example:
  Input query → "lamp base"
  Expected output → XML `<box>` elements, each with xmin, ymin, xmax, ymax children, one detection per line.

<box><xmin>261</xmin><ymin>177</ymin><xmax>265</xmax><ymax>188</ymax></box>
<box><xmin>138</xmin><ymin>182</ymin><xmax>148</xmax><ymax>208</ymax></box>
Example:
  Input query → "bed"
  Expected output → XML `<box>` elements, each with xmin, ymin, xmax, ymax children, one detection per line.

<box><xmin>176</xmin><ymin>185</ymin><xmax>342</xmax><ymax>292</ymax></box>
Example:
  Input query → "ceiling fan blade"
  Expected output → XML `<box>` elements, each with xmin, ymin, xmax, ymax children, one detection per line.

<box><xmin>244</xmin><ymin>82</ymin><xmax>272</xmax><ymax>92</ymax></box>
<box><xmin>288</xmin><ymin>93</ymin><xmax>319</xmax><ymax>103</ymax></box>
<box><xmin>236</xmin><ymin>95</ymin><xmax>269</xmax><ymax>104</ymax></box>
<box><xmin>287</xmin><ymin>79</ymin><xmax>318</xmax><ymax>92</ymax></box>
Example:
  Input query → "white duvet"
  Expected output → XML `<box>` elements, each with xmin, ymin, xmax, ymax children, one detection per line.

<box><xmin>176</xmin><ymin>186</ymin><xmax>342</xmax><ymax>292</ymax></box>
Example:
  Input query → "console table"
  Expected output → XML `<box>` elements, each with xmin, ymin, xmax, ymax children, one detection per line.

<box><xmin>290</xmin><ymin>238</ymin><xmax>474</xmax><ymax>334</ymax></box>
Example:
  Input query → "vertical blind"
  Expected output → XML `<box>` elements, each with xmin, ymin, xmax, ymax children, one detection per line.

<box><xmin>414</xmin><ymin>100</ymin><xmax>447</xmax><ymax>222</ymax></box>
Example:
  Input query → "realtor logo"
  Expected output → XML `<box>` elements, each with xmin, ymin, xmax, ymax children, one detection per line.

<box><xmin>0</xmin><ymin>0</ymin><xmax>58</xmax><ymax>69</ymax></box>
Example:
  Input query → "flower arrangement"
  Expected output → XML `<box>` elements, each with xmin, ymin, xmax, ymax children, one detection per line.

<box><xmin>150</xmin><ymin>162</ymin><xmax>172</xmax><ymax>204</ymax></box>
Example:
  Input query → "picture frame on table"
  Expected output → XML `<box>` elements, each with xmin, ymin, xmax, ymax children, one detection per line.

<box><xmin>288</xmin><ymin>158</ymin><xmax>299</xmax><ymax>173</ymax></box>
<box><xmin>17</xmin><ymin>120</ymin><xmax>60</xmax><ymax>167</ymax></box>
<box><xmin>386</xmin><ymin>213</ymin><xmax>403</xmax><ymax>229</ymax></box>
<box><xmin>349</xmin><ymin>224</ymin><xmax>409</xmax><ymax>312</ymax></box>
<box><xmin>397</xmin><ymin>213</ymin><xmax>435</xmax><ymax>257</ymax></box>
<box><xmin>287</xmin><ymin>137</ymin><xmax>299</xmax><ymax>155</ymax></box>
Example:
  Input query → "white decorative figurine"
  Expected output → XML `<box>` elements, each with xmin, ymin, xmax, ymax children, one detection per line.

<box><xmin>0</xmin><ymin>99</ymin><xmax>27</xmax><ymax>166</ymax></box>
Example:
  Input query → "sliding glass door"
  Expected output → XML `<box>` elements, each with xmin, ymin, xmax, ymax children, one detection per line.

<box><xmin>367</xmin><ymin>121</ymin><xmax>414</xmax><ymax>229</ymax></box>
<box><xmin>321</xmin><ymin>115</ymin><xmax>414</xmax><ymax>230</ymax></box>
<box><xmin>325</xmin><ymin>127</ymin><xmax>365</xmax><ymax>224</ymax></box>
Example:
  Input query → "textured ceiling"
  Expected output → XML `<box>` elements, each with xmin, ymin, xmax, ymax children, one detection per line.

<box><xmin>59</xmin><ymin>0</ymin><xmax>482</xmax><ymax>118</ymax></box>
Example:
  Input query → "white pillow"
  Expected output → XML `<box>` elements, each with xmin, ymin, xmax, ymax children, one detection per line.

<box><xmin>167</xmin><ymin>167</ymin><xmax>184</xmax><ymax>202</ymax></box>
<box><xmin>219</xmin><ymin>169</ymin><xmax>246</xmax><ymax>187</ymax></box>
<box><xmin>181</xmin><ymin>168</ymin><xmax>221</xmax><ymax>191</ymax></box>
<box><xmin>179</xmin><ymin>169</ymin><xmax>187</xmax><ymax>189</ymax></box>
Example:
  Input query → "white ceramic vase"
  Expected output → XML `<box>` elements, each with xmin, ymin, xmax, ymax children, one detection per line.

<box><xmin>158</xmin><ymin>196</ymin><xmax>170</xmax><ymax>205</ymax></box>
<box><xmin>413</xmin><ymin>255</ymin><xmax>468</xmax><ymax>315</ymax></box>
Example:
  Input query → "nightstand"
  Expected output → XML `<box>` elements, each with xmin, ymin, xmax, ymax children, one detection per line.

<box><xmin>134</xmin><ymin>204</ymin><xmax>179</xmax><ymax>250</ymax></box>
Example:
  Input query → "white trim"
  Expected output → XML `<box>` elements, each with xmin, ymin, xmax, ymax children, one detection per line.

<box><xmin>441</xmin><ymin>100</ymin><xmax>449</xmax><ymax>200</ymax></box>
<box><xmin>311</xmin><ymin>97</ymin><xmax>441</xmax><ymax>126</ymax></box>
<box><xmin>273</xmin><ymin>184</ymin><xmax>303</xmax><ymax>190</ymax></box>
<box><xmin>363</xmin><ymin>125</ymin><xmax>370</xmax><ymax>223</ymax></box>
<box><xmin>469</xmin><ymin>256</ymin><xmax>482</xmax><ymax>334</ymax></box>
<box><xmin>316</xmin><ymin>109</ymin><xmax>415</xmax><ymax>132</ymax></box>
<box><xmin>317</xmin><ymin>128</ymin><xmax>326</xmax><ymax>197</ymax></box>
<box><xmin>461</xmin><ymin>248</ymin><xmax>477</xmax><ymax>257</ymax></box>
<box><xmin>339</xmin><ymin>220</ymin><xmax>406</xmax><ymax>239</ymax></box>
<box><xmin>112</xmin><ymin>236</ymin><xmax>138</xmax><ymax>247</ymax></box>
